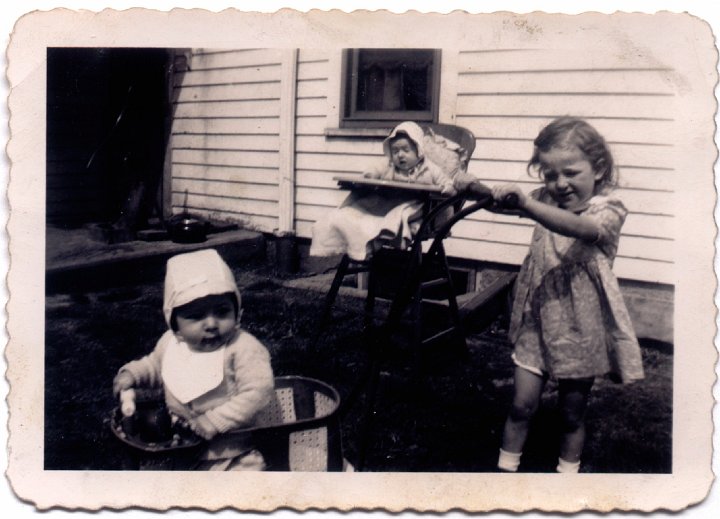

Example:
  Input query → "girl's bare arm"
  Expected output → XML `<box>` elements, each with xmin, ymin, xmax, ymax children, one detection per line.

<box><xmin>492</xmin><ymin>184</ymin><xmax>600</xmax><ymax>241</ymax></box>
<box><xmin>522</xmin><ymin>198</ymin><xmax>600</xmax><ymax>241</ymax></box>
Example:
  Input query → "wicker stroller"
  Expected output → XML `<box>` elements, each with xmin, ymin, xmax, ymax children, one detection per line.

<box><xmin>111</xmin><ymin>375</ymin><xmax>344</xmax><ymax>471</ymax></box>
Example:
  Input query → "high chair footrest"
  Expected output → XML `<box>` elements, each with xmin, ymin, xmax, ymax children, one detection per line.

<box><xmin>420</xmin><ymin>278</ymin><xmax>450</xmax><ymax>290</ymax></box>
<box><xmin>422</xmin><ymin>327</ymin><xmax>461</xmax><ymax>346</ymax></box>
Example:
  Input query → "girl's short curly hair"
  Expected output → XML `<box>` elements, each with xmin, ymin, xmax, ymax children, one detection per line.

<box><xmin>527</xmin><ymin>117</ymin><xmax>617</xmax><ymax>190</ymax></box>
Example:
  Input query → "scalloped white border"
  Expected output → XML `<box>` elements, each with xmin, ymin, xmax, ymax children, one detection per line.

<box><xmin>3</xmin><ymin>2</ymin><xmax>719</xmax><ymax>517</ymax></box>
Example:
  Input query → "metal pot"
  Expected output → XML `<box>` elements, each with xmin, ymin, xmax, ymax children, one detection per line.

<box><xmin>167</xmin><ymin>213</ymin><xmax>208</xmax><ymax>243</ymax></box>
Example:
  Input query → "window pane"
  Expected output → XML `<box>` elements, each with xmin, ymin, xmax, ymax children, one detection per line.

<box><xmin>355</xmin><ymin>49</ymin><xmax>433</xmax><ymax>113</ymax></box>
<box><xmin>342</xmin><ymin>49</ymin><xmax>439</xmax><ymax>126</ymax></box>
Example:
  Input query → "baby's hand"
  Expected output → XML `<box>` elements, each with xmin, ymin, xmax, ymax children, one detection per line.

<box><xmin>113</xmin><ymin>371</ymin><xmax>135</xmax><ymax>398</ymax></box>
<box><xmin>363</xmin><ymin>171</ymin><xmax>382</xmax><ymax>179</ymax></box>
<box><xmin>189</xmin><ymin>415</ymin><xmax>217</xmax><ymax>440</ymax></box>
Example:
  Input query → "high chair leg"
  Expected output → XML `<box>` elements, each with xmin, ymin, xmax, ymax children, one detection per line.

<box><xmin>354</xmin><ymin>326</ymin><xmax>385</xmax><ymax>472</ymax></box>
<box><xmin>364</xmin><ymin>261</ymin><xmax>377</xmax><ymax>331</ymax></box>
<box><xmin>438</xmin><ymin>243</ymin><xmax>463</xmax><ymax>344</ymax></box>
<box><xmin>312</xmin><ymin>255</ymin><xmax>351</xmax><ymax>347</ymax></box>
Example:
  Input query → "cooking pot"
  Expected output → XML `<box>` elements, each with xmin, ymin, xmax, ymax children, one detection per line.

<box><xmin>166</xmin><ymin>213</ymin><xmax>209</xmax><ymax>243</ymax></box>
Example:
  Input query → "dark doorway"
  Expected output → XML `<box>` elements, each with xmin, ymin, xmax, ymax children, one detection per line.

<box><xmin>47</xmin><ymin>48</ymin><xmax>170</xmax><ymax>237</ymax></box>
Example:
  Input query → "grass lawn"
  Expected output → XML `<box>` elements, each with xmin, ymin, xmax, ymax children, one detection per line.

<box><xmin>44</xmin><ymin>260</ymin><xmax>672</xmax><ymax>473</ymax></box>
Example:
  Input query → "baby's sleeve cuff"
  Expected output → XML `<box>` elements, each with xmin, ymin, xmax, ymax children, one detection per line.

<box><xmin>196</xmin><ymin>412</ymin><xmax>222</xmax><ymax>435</ymax></box>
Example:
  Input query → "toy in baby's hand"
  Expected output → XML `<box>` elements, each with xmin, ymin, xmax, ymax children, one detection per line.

<box><xmin>111</xmin><ymin>385</ymin><xmax>200</xmax><ymax>449</ymax></box>
<box><xmin>120</xmin><ymin>388</ymin><xmax>136</xmax><ymax>417</ymax></box>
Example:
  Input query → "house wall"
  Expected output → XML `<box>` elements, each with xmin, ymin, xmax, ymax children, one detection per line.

<box><xmin>169</xmin><ymin>49</ymin><xmax>284</xmax><ymax>232</ymax></box>
<box><xmin>451</xmin><ymin>48</ymin><xmax>676</xmax><ymax>285</ymax></box>
<box><xmin>170</xmin><ymin>46</ymin><xmax>677</xmax><ymax>287</ymax></box>
<box><xmin>291</xmin><ymin>48</ymin><xmax>676</xmax><ymax>286</ymax></box>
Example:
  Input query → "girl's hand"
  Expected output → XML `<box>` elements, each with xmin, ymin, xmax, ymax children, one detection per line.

<box><xmin>491</xmin><ymin>184</ymin><xmax>527</xmax><ymax>210</ymax></box>
<box><xmin>113</xmin><ymin>371</ymin><xmax>135</xmax><ymax>398</ymax></box>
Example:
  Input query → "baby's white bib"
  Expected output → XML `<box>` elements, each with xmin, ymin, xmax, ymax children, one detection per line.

<box><xmin>161</xmin><ymin>337</ymin><xmax>225</xmax><ymax>404</ymax></box>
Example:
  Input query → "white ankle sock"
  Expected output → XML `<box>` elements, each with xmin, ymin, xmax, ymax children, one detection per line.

<box><xmin>498</xmin><ymin>448</ymin><xmax>522</xmax><ymax>472</ymax></box>
<box><xmin>556</xmin><ymin>457</ymin><xmax>581</xmax><ymax>473</ymax></box>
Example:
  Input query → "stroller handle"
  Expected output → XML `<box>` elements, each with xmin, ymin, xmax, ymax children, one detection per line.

<box><xmin>499</xmin><ymin>192</ymin><xmax>520</xmax><ymax>209</ymax></box>
<box><xmin>461</xmin><ymin>182</ymin><xmax>520</xmax><ymax>209</ymax></box>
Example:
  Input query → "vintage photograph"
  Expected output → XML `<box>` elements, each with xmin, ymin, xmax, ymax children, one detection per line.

<box><xmin>5</xmin><ymin>6</ymin><xmax>717</xmax><ymax>514</ymax></box>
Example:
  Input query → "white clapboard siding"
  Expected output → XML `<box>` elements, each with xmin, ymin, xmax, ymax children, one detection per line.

<box><xmin>174</xmin><ymin>67</ymin><xmax>282</xmax><ymax>88</ymax></box>
<box><xmin>458</xmin><ymin>70</ymin><xmax>676</xmax><ymax>95</ymax></box>
<box><xmin>191</xmin><ymin>49</ymin><xmax>283</xmax><ymax>67</ymax></box>
<box><xmin>450</xmin><ymin>47</ymin><xmax>678</xmax><ymax>283</ymax></box>
<box><xmin>296</xmin><ymin>170</ymin><xmax>358</xmax><ymax>190</ymax></box>
<box><xmin>173</xmin><ymin>134</ymin><xmax>280</xmax><ymax>152</ymax></box>
<box><xmin>462</xmin><ymin>210</ymin><xmax>674</xmax><ymax>240</ymax></box>
<box><xmin>173</xmin><ymin>177</ymin><xmax>279</xmax><ymax>202</ymax></box>
<box><xmin>471</xmin><ymin>139</ymin><xmax>675</xmax><ymax>170</ymax></box>
<box><xmin>297</xmin><ymin>60</ymin><xmax>331</xmax><ymax>81</ymax></box>
<box><xmin>294</xmin><ymin>50</ymin><xmax>331</xmax><ymax>146</ymax></box>
<box><xmin>288</xmin><ymin>44</ymin><xmax>678</xmax><ymax>283</ymax></box>
<box><xmin>442</xmin><ymin>236</ymin><xmax>673</xmax><ymax>284</ymax></box>
<box><xmin>173</xmin><ymin>149</ymin><xmax>279</xmax><ymax>169</ymax></box>
<box><xmin>297</xmin><ymin>78</ymin><xmax>330</xmax><ymax>99</ymax></box>
<box><xmin>296</xmin><ymin>115</ymin><xmax>327</xmax><ymax>136</ymax></box>
<box><xmin>458</xmin><ymin>48</ymin><xmax>675</xmax><ymax>73</ymax></box>
<box><xmin>464</xmin><ymin>160</ymin><xmax>675</xmax><ymax>193</ymax></box>
<box><xmin>295</xmin><ymin>48</ymin><xmax>395</xmax><ymax>234</ymax></box>
<box><xmin>173</xmin><ymin>117</ymin><xmax>280</xmax><ymax>136</ymax></box>
<box><xmin>296</xmin><ymin>97</ymin><xmax>331</xmax><ymax>117</ymax></box>
<box><xmin>169</xmin><ymin>47</ymin><xmax>678</xmax><ymax>284</ymax></box>
<box><xmin>174</xmin><ymin>99</ymin><xmax>281</xmax><ymax>119</ymax></box>
<box><xmin>295</xmin><ymin>152</ymin><xmax>382</xmax><ymax>174</ymax></box>
<box><xmin>170</xmin><ymin>49</ymin><xmax>282</xmax><ymax>232</ymax></box>
<box><xmin>171</xmin><ymin>191</ymin><xmax>279</xmax><ymax>216</ymax></box>
<box><xmin>296</xmin><ymin>186</ymin><xmax>348</xmax><ymax>209</ymax></box>
<box><xmin>174</xmin><ymin>164</ymin><xmax>279</xmax><ymax>185</ymax></box>
<box><xmin>448</xmin><ymin>217</ymin><xmax>673</xmax><ymax>263</ymax></box>
<box><xmin>296</xmin><ymin>135</ymin><xmax>387</xmax><ymax>156</ymax></box>
<box><xmin>174</xmin><ymin>82</ymin><xmax>281</xmax><ymax>103</ymax></box>
<box><xmin>456</xmin><ymin>94</ymin><xmax>675</xmax><ymax>120</ymax></box>
<box><xmin>458</xmin><ymin>116</ymin><xmax>677</xmax><ymax>143</ymax></box>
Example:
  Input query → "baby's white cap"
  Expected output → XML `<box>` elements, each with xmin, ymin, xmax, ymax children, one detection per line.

<box><xmin>163</xmin><ymin>249</ymin><xmax>241</xmax><ymax>326</ymax></box>
<box><xmin>383</xmin><ymin>121</ymin><xmax>426</xmax><ymax>159</ymax></box>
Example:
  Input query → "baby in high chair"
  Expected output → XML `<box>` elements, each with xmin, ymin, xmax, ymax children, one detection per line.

<box><xmin>310</xmin><ymin>121</ymin><xmax>457</xmax><ymax>261</ymax></box>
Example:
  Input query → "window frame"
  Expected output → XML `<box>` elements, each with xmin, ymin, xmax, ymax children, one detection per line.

<box><xmin>339</xmin><ymin>48</ymin><xmax>441</xmax><ymax>129</ymax></box>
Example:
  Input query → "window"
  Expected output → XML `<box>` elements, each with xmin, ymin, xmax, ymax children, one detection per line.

<box><xmin>341</xmin><ymin>49</ymin><xmax>440</xmax><ymax>128</ymax></box>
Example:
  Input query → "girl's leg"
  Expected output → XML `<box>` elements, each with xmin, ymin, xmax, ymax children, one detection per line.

<box><xmin>557</xmin><ymin>377</ymin><xmax>594</xmax><ymax>468</ymax></box>
<box><xmin>501</xmin><ymin>366</ymin><xmax>546</xmax><ymax>457</ymax></box>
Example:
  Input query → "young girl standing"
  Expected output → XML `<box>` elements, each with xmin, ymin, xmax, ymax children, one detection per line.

<box><xmin>491</xmin><ymin>117</ymin><xmax>644</xmax><ymax>473</ymax></box>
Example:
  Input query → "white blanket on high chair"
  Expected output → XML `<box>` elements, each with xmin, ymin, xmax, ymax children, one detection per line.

<box><xmin>310</xmin><ymin>191</ymin><xmax>424</xmax><ymax>261</ymax></box>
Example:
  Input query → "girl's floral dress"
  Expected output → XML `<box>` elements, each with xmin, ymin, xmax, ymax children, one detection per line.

<box><xmin>509</xmin><ymin>189</ymin><xmax>645</xmax><ymax>383</ymax></box>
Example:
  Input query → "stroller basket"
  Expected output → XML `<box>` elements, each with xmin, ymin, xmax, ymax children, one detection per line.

<box><xmin>110</xmin><ymin>376</ymin><xmax>344</xmax><ymax>471</ymax></box>
<box><xmin>251</xmin><ymin>376</ymin><xmax>344</xmax><ymax>471</ymax></box>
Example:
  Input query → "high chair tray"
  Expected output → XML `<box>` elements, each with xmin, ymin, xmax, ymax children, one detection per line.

<box><xmin>334</xmin><ymin>175</ymin><xmax>443</xmax><ymax>193</ymax></box>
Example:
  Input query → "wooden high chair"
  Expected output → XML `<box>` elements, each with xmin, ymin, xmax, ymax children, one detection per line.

<box><xmin>315</xmin><ymin>123</ymin><xmax>478</xmax><ymax>352</ymax></box>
